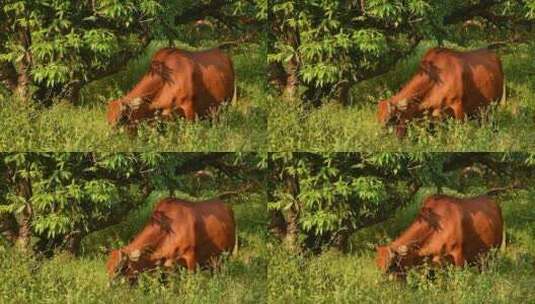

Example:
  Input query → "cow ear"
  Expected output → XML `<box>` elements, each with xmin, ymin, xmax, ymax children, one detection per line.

<box><xmin>129</xmin><ymin>249</ymin><xmax>141</xmax><ymax>262</ymax></box>
<box><xmin>164</xmin><ymin>259</ymin><xmax>174</xmax><ymax>268</ymax></box>
<box><xmin>130</xmin><ymin>97</ymin><xmax>144</xmax><ymax>110</ymax></box>
<box><xmin>118</xmin><ymin>101</ymin><xmax>126</xmax><ymax>113</ymax></box>
<box><xmin>396</xmin><ymin>99</ymin><xmax>408</xmax><ymax>111</ymax></box>
<box><xmin>396</xmin><ymin>245</ymin><xmax>408</xmax><ymax>256</ymax></box>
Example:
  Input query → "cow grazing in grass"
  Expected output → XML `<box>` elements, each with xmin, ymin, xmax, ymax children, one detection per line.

<box><xmin>106</xmin><ymin>198</ymin><xmax>236</xmax><ymax>281</ymax></box>
<box><xmin>377</xmin><ymin>48</ymin><xmax>505</xmax><ymax>137</ymax></box>
<box><xmin>376</xmin><ymin>194</ymin><xmax>503</xmax><ymax>276</ymax></box>
<box><xmin>106</xmin><ymin>47</ymin><xmax>235</xmax><ymax>126</ymax></box>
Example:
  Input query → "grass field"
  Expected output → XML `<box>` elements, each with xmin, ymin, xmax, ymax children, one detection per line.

<box><xmin>268</xmin><ymin>42</ymin><xmax>535</xmax><ymax>151</ymax></box>
<box><xmin>268</xmin><ymin>188</ymin><xmax>535</xmax><ymax>304</ymax></box>
<box><xmin>0</xmin><ymin>41</ymin><xmax>268</xmax><ymax>152</ymax></box>
<box><xmin>0</xmin><ymin>192</ymin><xmax>268</xmax><ymax>304</ymax></box>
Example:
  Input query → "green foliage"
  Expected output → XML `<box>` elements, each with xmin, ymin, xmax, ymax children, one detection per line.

<box><xmin>0</xmin><ymin>0</ymin><xmax>263</xmax><ymax>102</ymax></box>
<box><xmin>0</xmin><ymin>153</ymin><xmax>158</xmax><ymax>244</ymax></box>
<box><xmin>1</xmin><ymin>0</ymin><xmax>164</xmax><ymax>90</ymax></box>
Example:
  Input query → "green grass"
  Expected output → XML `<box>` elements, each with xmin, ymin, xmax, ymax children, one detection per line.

<box><xmin>0</xmin><ymin>41</ymin><xmax>268</xmax><ymax>151</ymax></box>
<box><xmin>268</xmin><ymin>42</ymin><xmax>535</xmax><ymax>151</ymax></box>
<box><xmin>0</xmin><ymin>192</ymin><xmax>268</xmax><ymax>304</ymax></box>
<box><xmin>268</xmin><ymin>189</ymin><xmax>535</xmax><ymax>304</ymax></box>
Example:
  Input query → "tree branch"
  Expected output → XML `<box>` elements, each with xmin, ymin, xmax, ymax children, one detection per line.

<box><xmin>174</xmin><ymin>0</ymin><xmax>227</xmax><ymax>25</ymax></box>
<box><xmin>174</xmin><ymin>153</ymin><xmax>229</xmax><ymax>176</ymax></box>
<box><xmin>216</xmin><ymin>182</ymin><xmax>258</xmax><ymax>200</ymax></box>
<box><xmin>443</xmin><ymin>0</ymin><xmax>500</xmax><ymax>25</ymax></box>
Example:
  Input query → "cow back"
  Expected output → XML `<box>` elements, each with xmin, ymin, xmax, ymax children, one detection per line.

<box><xmin>151</xmin><ymin>198</ymin><xmax>236</xmax><ymax>266</ymax></box>
<box><xmin>384</xmin><ymin>194</ymin><xmax>504</xmax><ymax>273</ymax></box>
<box><xmin>379</xmin><ymin>47</ymin><xmax>505</xmax><ymax>134</ymax></box>
<box><xmin>417</xmin><ymin>195</ymin><xmax>503</xmax><ymax>262</ymax></box>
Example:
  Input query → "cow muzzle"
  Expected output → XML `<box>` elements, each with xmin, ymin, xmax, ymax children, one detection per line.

<box><xmin>385</xmin><ymin>245</ymin><xmax>409</xmax><ymax>273</ymax></box>
<box><xmin>109</xmin><ymin>250</ymin><xmax>129</xmax><ymax>279</ymax></box>
<box><xmin>395</xmin><ymin>99</ymin><xmax>409</xmax><ymax>111</ymax></box>
<box><xmin>116</xmin><ymin>97</ymin><xmax>147</xmax><ymax>126</ymax></box>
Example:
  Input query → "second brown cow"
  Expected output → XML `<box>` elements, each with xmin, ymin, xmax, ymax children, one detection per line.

<box><xmin>106</xmin><ymin>47</ymin><xmax>235</xmax><ymax>126</ymax></box>
<box><xmin>106</xmin><ymin>197</ymin><xmax>236</xmax><ymax>280</ymax></box>
<box><xmin>377</xmin><ymin>48</ymin><xmax>505</xmax><ymax>137</ymax></box>
<box><xmin>376</xmin><ymin>194</ymin><xmax>503</xmax><ymax>276</ymax></box>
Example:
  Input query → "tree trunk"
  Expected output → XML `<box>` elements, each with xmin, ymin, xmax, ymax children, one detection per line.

<box><xmin>267</xmin><ymin>9</ymin><xmax>287</xmax><ymax>93</ymax></box>
<box><xmin>0</xmin><ymin>213</ymin><xmax>19</xmax><ymax>244</ymax></box>
<box><xmin>14</xmin><ymin>23</ymin><xmax>33</xmax><ymax>103</ymax></box>
<box><xmin>280</xmin><ymin>26</ymin><xmax>301</xmax><ymax>101</ymax></box>
<box><xmin>0</xmin><ymin>62</ymin><xmax>18</xmax><ymax>92</ymax></box>
<box><xmin>284</xmin><ymin>206</ymin><xmax>300</xmax><ymax>251</ymax></box>
<box><xmin>331</xmin><ymin>227</ymin><xmax>352</xmax><ymax>252</ymax></box>
<box><xmin>269</xmin><ymin>210</ymin><xmax>287</xmax><ymax>238</ymax></box>
<box><xmin>14</xmin><ymin>57</ymin><xmax>31</xmax><ymax>102</ymax></box>
<box><xmin>283</xmin><ymin>171</ymin><xmax>301</xmax><ymax>251</ymax></box>
<box><xmin>15</xmin><ymin>204</ymin><xmax>32</xmax><ymax>252</ymax></box>
<box><xmin>14</xmin><ymin>176</ymin><xmax>33</xmax><ymax>252</ymax></box>
<box><xmin>283</xmin><ymin>55</ymin><xmax>300</xmax><ymax>100</ymax></box>
<box><xmin>65</xmin><ymin>230</ymin><xmax>83</xmax><ymax>256</ymax></box>
<box><xmin>337</xmin><ymin>81</ymin><xmax>351</xmax><ymax>106</ymax></box>
<box><xmin>65</xmin><ymin>81</ymin><xmax>82</xmax><ymax>105</ymax></box>
<box><xmin>268</xmin><ymin>62</ymin><xmax>288</xmax><ymax>91</ymax></box>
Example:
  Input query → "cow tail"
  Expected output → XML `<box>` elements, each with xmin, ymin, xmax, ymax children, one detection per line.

<box><xmin>500</xmin><ymin>221</ymin><xmax>506</xmax><ymax>252</ymax></box>
<box><xmin>500</xmin><ymin>77</ymin><xmax>506</xmax><ymax>104</ymax></box>
<box><xmin>233</xmin><ymin>222</ymin><xmax>239</xmax><ymax>256</ymax></box>
<box><xmin>232</xmin><ymin>76</ymin><xmax>238</xmax><ymax>105</ymax></box>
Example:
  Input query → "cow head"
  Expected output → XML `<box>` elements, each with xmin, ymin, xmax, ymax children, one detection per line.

<box><xmin>377</xmin><ymin>98</ymin><xmax>412</xmax><ymax>125</ymax></box>
<box><xmin>106</xmin><ymin>249</ymin><xmax>128</xmax><ymax>279</ymax></box>
<box><xmin>106</xmin><ymin>97</ymin><xmax>154</xmax><ymax>127</ymax></box>
<box><xmin>376</xmin><ymin>244</ymin><xmax>413</xmax><ymax>275</ymax></box>
<box><xmin>106</xmin><ymin>99</ymin><xmax>125</xmax><ymax>126</ymax></box>
<box><xmin>106</xmin><ymin>248</ymin><xmax>151</xmax><ymax>281</ymax></box>
<box><xmin>377</xmin><ymin>98</ymin><xmax>416</xmax><ymax>138</ymax></box>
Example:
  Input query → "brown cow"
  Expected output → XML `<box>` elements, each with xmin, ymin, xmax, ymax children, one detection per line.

<box><xmin>106</xmin><ymin>197</ymin><xmax>236</xmax><ymax>280</ymax></box>
<box><xmin>106</xmin><ymin>47</ymin><xmax>235</xmax><ymax>126</ymax></box>
<box><xmin>377</xmin><ymin>48</ymin><xmax>505</xmax><ymax>137</ymax></box>
<box><xmin>376</xmin><ymin>194</ymin><xmax>503</xmax><ymax>276</ymax></box>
